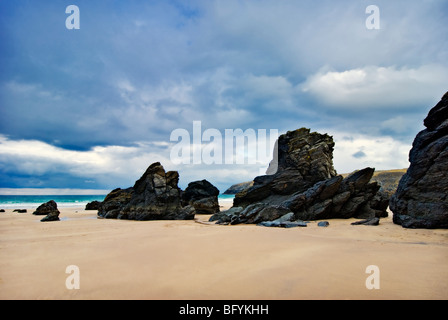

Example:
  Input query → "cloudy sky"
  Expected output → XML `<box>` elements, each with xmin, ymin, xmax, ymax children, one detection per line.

<box><xmin>0</xmin><ymin>0</ymin><xmax>447</xmax><ymax>193</ymax></box>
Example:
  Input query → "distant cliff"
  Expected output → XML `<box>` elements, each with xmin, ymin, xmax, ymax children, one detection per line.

<box><xmin>223</xmin><ymin>181</ymin><xmax>254</xmax><ymax>195</ymax></box>
<box><xmin>370</xmin><ymin>169</ymin><xmax>406</xmax><ymax>198</ymax></box>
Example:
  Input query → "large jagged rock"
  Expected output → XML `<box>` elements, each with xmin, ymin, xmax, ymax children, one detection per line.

<box><xmin>98</xmin><ymin>162</ymin><xmax>195</xmax><ymax>221</ymax></box>
<box><xmin>283</xmin><ymin>168</ymin><xmax>389</xmax><ymax>221</ymax></box>
<box><xmin>234</xmin><ymin>128</ymin><xmax>337</xmax><ymax>207</ymax></box>
<box><xmin>211</xmin><ymin>128</ymin><xmax>389</xmax><ymax>225</ymax></box>
<box><xmin>390</xmin><ymin>92</ymin><xmax>448</xmax><ymax>229</ymax></box>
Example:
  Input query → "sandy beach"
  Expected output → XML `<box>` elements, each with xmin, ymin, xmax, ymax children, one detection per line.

<box><xmin>0</xmin><ymin>203</ymin><xmax>447</xmax><ymax>300</ymax></box>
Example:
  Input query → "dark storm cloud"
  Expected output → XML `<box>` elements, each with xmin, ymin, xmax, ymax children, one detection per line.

<box><xmin>0</xmin><ymin>0</ymin><xmax>447</xmax><ymax>190</ymax></box>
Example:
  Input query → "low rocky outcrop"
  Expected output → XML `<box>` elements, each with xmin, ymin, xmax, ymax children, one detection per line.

<box><xmin>351</xmin><ymin>217</ymin><xmax>380</xmax><ymax>226</ymax></box>
<box><xmin>390</xmin><ymin>92</ymin><xmax>448</xmax><ymax>229</ymax></box>
<box><xmin>85</xmin><ymin>200</ymin><xmax>102</xmax><ymax>210</ymax></box>
<box><xmin>226</xmin><ymin>168</ymin><xmax>405</xmax><ymax>197</ymax></box>
<box><xmin>211</xmin><ymin>128</ymin><xmax>389</xmax><ymax>225</ymax></box>
<box><xmin>223</xmin><ymin>181</ymin><xmax>254</xmax><ymax>195</ymax></box>
<box><xmin>33</xmin><ymin>200</ymin><xmax>60</xmax><ymax>222</ymax></box>
<box><xmin>181</xmin><ymin>180</ymin><xmax>220</xmax><ymax>214</ymax></box>
<box><xmin>98</xmin><ymin>162</ymin><xmax>220</xmax><ymax>221</ymax></box>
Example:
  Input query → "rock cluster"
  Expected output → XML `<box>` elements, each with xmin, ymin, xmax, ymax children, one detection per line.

<box><xmin>98</xmin><ymin>162</ymin><xmax>219</xmax><ymax>221</ymax></box>
<box><xmin>33</xmin><ymin>200</ymin><xmax>60</xmax><ymax>222</ymax></box>
<box><xmin>390</xmin><ymin>92</ymin><xmax>448</xmax><ymax>229</ymax></box>
<box><xmin>211</xmin><ymin>128</ymin><xmax>389</xmax><ymax>225</ymax></box>
<box><xmin>234</xmin><ymin>128</ymin><xmax>337</xmax><ymax>208</ymax></box>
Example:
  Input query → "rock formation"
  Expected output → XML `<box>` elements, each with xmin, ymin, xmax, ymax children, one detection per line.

<box><xmin>98</xmin><ymin>162</ymin><xmax>195</xmax><ymax>220</ymax></box>
<box><xmin>98</xmin><ymin>162</ymin><xmax>220</xmax><ymax>221</ymax></box>
<box><xmin>267</xmin><ymin>127</ymin><xmax>337</xmax><ymax>177</ymax></box>
<box><xmin>33</xmin><ymin>200</ymin><xmax>60</xmax><ymax>222</ymax></box>
<box><xmin>181</xmin><ymin>180</ymin><xmax>220</xmax><ymax>214</ymax></box>
<box><xmin>234</xmin><ymin>128</ymin><xmax>337</xmax><ymax>208</ymax></box>
<box><xmin>211</xmin><ymin>128</ymin><xmax>389</xmax><ymax>225</ymax></box>
<box><xmin>85</xmin><ymin>200</ymin><xmax>101</xmax><ymax>210</ymax></box>
<box><xmin>97</xmin><ymin>187</ymin><xmax>133</xmax><ymax>219</ymax></box>
<box><xmin>223</xmin><ymin>181</ymin><xmax>254</xmax><ymax>195</ymax></box>
<box><xmin>390</xmin><ymin>92</ymin><xmax>448</xmax><ymax>229</ymax></box>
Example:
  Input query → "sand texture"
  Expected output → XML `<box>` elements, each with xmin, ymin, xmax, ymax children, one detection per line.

<box><xmin>0</xmin><ymin>207</ymin><xmax>447</xmax><ymax>300</ymax></box>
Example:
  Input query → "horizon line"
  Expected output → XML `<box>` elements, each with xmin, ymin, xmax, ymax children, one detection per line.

<box><xmin>0</xmin><ymin>188</ymin><xmax>111</xmax><ymax>196</ymax></box>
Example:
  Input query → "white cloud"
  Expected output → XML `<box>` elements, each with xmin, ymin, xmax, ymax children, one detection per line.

<box><xmin>380</xmin><ymin>116</ymin><xmax>419</xmax><ymax>134</ymax></box>
<box><xmin>332</xmin><ymin>131</ymin><xmax>411</xmax><ymax>174</ymax></box>
<box><xmin>301</xmin><ymin>64</ymin><xmax>448</xmax><ymax>109</ymax></box>
<box><xmin>0</xmin><ymin>135</ymin><xmax>173</xmax><ymax>187</ymax></box>
<box><xmin>4</xmin><ymin>80</ymin><xmax>62</xmax><ymax>101</ymax></box>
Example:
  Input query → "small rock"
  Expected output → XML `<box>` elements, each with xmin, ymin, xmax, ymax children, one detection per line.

<box><xmin>13</xmin><ymin>209</ymin><xmax>27</xmax><ymax>213</ymax></box>
<box><xmin>0</xmin><ymin>209</ymin><xmax>5</xmax><ymax>212</ymax></box>
<box><xmin>40</xmin><ymin>213</ymin><xmax>60</xmax><ymax>222</ymax></box>
<box><xmin>280</xmin><ymin>221</ymin><xmax>308</xmax><ymax>228</ymax></box>
<box><xmin>209</xmin><ymin>206</ymin><xmax>243</xmax><ymax>223</ymax></box>
<box><xmin>257</xmin><ymin>220</ymin><xmax>307</xmax><ymax>228</ymax></box>
<box><xmin>351</xmin><ymin>217</ymin><xmax>380</xmax><ymax>226</ymax></box>
<box><xmin>317</xmin><ymin>221</ymin><xmax>330</xmax><ymax>227</ymax></box>
<box><xmin>33</xmin><ymin>200</ymin><xmax>59</xmax><ymax>216</ymax></box>
<box><xmin>33</xmin><ymin>200</ymin><xmax>60</xmax><ymax>222</ymax></box>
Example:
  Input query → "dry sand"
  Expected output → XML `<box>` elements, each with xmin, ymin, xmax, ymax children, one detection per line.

<box><xmin>0</xmin><ymin>204</ymin><xmax>447</xmax><ymax>300</ymax></box>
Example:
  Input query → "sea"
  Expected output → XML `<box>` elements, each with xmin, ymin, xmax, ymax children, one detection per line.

<box><xmin>0</xmin><ymin>194</ymin><xmax>235</xmax><ymax>209</ymax></box>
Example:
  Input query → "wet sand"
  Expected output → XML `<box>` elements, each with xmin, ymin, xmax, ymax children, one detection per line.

<box><xmin>0</xmin><ymin>206</ymin><xmax>447</xmax><ymax>300</ymax></box>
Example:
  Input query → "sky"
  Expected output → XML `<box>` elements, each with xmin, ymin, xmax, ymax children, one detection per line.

<box><xmin>0</xmin><ymin>0</ymin><xmax>447</xmax><ymax>194</ymax></box>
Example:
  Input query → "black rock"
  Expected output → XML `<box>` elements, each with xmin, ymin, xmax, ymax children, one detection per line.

<box><xmin>13</xmin><ymin>209</ymin><xmax>27</xmax><ymax>213</ymax></box>
<box><xmin>33</xmin><ymin>200</ymin><xmax>59</xmax><ymax>216</ymax></box>
<box><xmin>0</xmin><ymin>209</ymin><xmax>6</xmax><ymax>212</ymax></box>
<box><xmin>182</xmin><ymin>180</ymin><xmax>220</xmax><ymax>214</ymax></box>
<box><xmin>85</xmin><ymin>200</ymin><xmax>102</xmax><ymax>210</ymax></box>
<box><xmin>209</xmin><ymin>207</ymin><xmax>243</xmax><ymax>224</ymax></box>
<box><xmin>223</xmin><ymin>181</ymin><xmax>254</xmax><ymax>195</ymax></box>
<box><xmin>257</xmin><ymin>220</ymin><xmax>307</xmax><ymax>228</ymax></box>
<box><xmin>280</xmin><ymin>221</ymin><xmax>308</xmax><ymax>228</ymax></box>
<box><xmin>209</xmin><ymin>128</ymin><xmax>390</xmax><ymax>226</ymax></box>
<box><xmin>317</xmin><ymin>221</ymin><xmax>330</xmax><ymax>227</ymax></box>
<box><xmin>33</xmin><ymin>200</ymin><xmax>60</xmax><ymax>222</ymax></box>
<box><xmin>351</xmin><ymin>217</ymin><xmax>380</xmax><ymax>226</ymax></box>
<box><xmin>390</xmin><ymin>92</ymin><xmax>448</xmax><ymax>229</ymax></box>
<box><xmin>234</xmin><ymin>128</ymin><xmax>337</xmax><ymax>208</ymax></box>
<box><xmin>40</xmin><ymin>213</ymin><xmax>60</xmax><ymax>222</ymax></box>
<box><xmin>98</xmin><ymin>162</ymin><xmax>195</xmax><ymax>221</ymax></box>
